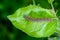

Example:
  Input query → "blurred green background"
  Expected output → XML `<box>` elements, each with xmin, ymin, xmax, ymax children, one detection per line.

<box><xmin>0</xmin><ymin>0</ymin><xmax>60</xmax><ymax>40</ymax></box>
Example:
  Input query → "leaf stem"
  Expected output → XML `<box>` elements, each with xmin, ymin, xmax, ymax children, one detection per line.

<box><xmin>51</xmin><ymin>3</ymin><xmax>57</xmax><ymax>17</ymax></box>
<box><xmin>32</xmin><ymin>0</ymin><xmax>36</xmax><ymax>5</ymax></box>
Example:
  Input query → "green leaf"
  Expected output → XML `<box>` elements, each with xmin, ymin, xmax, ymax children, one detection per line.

<box><xmin>7</xmin><ymin>5</ymin><xmax>57</xmax><ymax>38</ymax></box>
<box><xmin>48</xmin><ymin>0</ymin><xmax>54</xmax><ymax>4</ymax></box>
<box><xmin>56</xmin><ymin>20</ymin><xmax>60</xmax><ymax>34</ymax></box>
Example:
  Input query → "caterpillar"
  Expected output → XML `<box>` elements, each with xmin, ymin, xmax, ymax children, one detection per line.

<box><xmin>23</xmin><ymin>15</ymin><xmax>54</xmax><ymax>22</ymax></box>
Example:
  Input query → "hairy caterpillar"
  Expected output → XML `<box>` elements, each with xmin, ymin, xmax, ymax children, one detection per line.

<box><xmin>23</xmin><ymin>15</ymin><xmax>54</xmax><ymax>22</ymax></box>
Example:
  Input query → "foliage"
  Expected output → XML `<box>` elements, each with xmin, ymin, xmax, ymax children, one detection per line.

<box><xmin>0</xmin><ymin>0</ymin><xmax>60</xmax><ymax>40</ymax></box>
<box><xmin>7</xmin><ymin>5</ymin><xmax>57</xmax><ymax>38</ymax></box>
